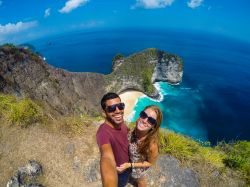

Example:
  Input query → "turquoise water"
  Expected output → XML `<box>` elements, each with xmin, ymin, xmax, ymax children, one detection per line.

<box><xmin>31</xmin><ymin>28</ymin><xmax>250</xmax><ymax>144</ymax></box>
<box><xmin>131</xmin><ymin>82</ymin><xmax>208</xmax><ymax>141</ymax></box>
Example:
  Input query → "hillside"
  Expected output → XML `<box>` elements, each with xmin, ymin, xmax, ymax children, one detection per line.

<box><xmin>0</xmin><ymin>95</ymin><xmax>248</xmax><ymax>186</ymax></box>
<box><xmin>0</xmin><ymin>44</ymin><xmax>249</xmax><ymax>187</ymax></box>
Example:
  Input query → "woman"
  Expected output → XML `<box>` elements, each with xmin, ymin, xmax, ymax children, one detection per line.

<box><xmin>117</xmin><ymin>105</ymin><xmax>163</xmax><ymax>187</ymax></box>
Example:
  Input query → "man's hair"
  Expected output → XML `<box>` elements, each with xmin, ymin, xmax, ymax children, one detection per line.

<box><xmin>101</xmin><ymin>92</ymin><xmax>120</xmax><ymax>110</ymax></box>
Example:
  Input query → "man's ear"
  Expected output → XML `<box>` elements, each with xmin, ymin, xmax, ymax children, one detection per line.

<box><xmin>101</xmin><ymin>110</ymin><xmax>106</xmax><ymax>118</ymax></box>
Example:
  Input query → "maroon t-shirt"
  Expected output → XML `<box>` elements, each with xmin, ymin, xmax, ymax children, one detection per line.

<box><xmin>96</xmin><ymin>123</ymin><xmax>129</xmax><ymax>166</ymax></box>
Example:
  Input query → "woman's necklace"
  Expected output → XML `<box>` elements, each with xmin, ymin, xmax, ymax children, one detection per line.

<box><xmin>135</xmin><ymin>130</ymin><xmax>147</xmax><ymax>143</ymax></box>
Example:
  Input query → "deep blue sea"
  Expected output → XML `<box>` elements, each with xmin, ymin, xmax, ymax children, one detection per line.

<box><xmin>31</xmin><ymin>28</ymin><xmax>250</xmax><ymax>144</ymax></box>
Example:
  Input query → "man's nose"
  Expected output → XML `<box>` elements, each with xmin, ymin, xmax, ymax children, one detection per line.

<box><xmin>114</xmin><ymin>106</ymin><xmax>121</xmax><ymax>112</ymax></box>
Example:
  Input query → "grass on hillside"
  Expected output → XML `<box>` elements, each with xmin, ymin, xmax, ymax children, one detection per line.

<box><xmin>1</xmin><ymin>93</ymin><xmax>248</xmax><ymax>185</ymax></box>
<box><xmin>54</xmin><ymin>114</ymin><xmax>102</xmax><ymax>136</ymax></box>
<box><xmin>0</xmin><ymin>94</ymin><xmax>45</xmax><ymax>127</ymax></box>
<box><xmin>0</xmin><ymin>94</ymin><xmax>102</xmax><ymax>134</ymax></box>
<box><xmin>159</xmin><ymin>129</ymin><xmax>250</xmax><ymax>186</ymax></box>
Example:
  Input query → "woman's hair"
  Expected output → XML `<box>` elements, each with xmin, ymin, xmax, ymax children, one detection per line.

<box><xmin>134</xmin><ymin>105</ymin><xmax>163</xmax><ymax>157</ymax></box>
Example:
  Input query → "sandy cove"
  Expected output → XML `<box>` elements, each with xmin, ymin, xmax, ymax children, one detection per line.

<box><xmin>119</xmin><ymin>90</ymin><xmax>144</xmax><ymax>121</ymax></box>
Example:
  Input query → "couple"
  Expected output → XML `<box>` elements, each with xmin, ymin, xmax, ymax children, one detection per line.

<box><xmin>96</xmin><ymin>92</ymin><xmax>162</xmax><ymax>187</ymax></box>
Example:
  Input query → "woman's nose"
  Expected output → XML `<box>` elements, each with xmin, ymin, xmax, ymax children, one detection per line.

<box><xmin>141</xmin><ymin>117</ymin><xmax>148</xmax><ymax>123</ymax></box>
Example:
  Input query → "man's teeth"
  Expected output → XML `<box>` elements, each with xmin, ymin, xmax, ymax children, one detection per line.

<box><xmin>114</xmin><ymin>114</ymin><xmax>122</xmax><ymax>118</ymax></box>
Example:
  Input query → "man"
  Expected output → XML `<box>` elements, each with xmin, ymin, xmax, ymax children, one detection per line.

<box><xmin>96</xmin><ymin>92</ymin><xmax>130</xmax><ymax>187</ymax></box>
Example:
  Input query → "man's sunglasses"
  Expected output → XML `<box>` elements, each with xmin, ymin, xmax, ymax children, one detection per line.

<box><xmin>106</xmin><ymin>102</ymin><xmax>125</xmax><ymax>113</ymax></box>
<box><xmin>139</xmin><ymin>111</ymin><xmax>157</xmax><ymax>126</ymax></box>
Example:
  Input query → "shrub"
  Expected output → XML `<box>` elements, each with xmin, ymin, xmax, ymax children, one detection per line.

<box><xmin>217</xmin><ymin>141</ymin><xmax>250</xmax><ymax>183</ymax></box>
<box><xmin>159</xmin><ymin>130</ymin><xmax>225</xmax><ymax>166</ymax></box>
<box><xmin>159</xmin><ymin>130</ymin><xmax>200</xmax><ymax>161</ymax></box>
<box><xmin>0</xmin><ymin>94</ymin><xmax>44</xmax><ymax>127</ymax></box>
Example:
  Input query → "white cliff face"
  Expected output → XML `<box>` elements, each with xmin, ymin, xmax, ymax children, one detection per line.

<box><xmin>152</xmin><ymin>56</ymin><xmax>183</xmax><ymax>84</ymax></box>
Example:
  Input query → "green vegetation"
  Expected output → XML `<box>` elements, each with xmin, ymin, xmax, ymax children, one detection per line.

<box><xmin>159</xmin><ymin>129</ymin><xmax>250</xmax><ymax>185</ymax></box>
<box><xmin>142</xmin><ymin>68</ymin><xmax>154</xmax><ymax>93</ymax></box>
<box><xmin>112</xmin><ymin>53</ymin><xmax>124</xmax><ymax>63</ymax></box>
<box><xmin>1</xmin><ymin>43</ymin><xmax>42</xmax><ymax>63</ymax></box>
<box><xmin>107</xmin><ymin>49</ymin><xmax>159</xmax><ymax>94</ymax></box>
<box><xmin>145</xmin><ymin>48</ymin><xmax>158</xmax><ymax>57</ymax></box>
<box><xmin>0</xmin><ymin>44</ymin><xmax>23</xmax><ymax>61</ymax></box>
<box><xmin>217</xmin><ymin>141</ymin><xmax>250</xmax><ymax>183</ymax></box>
<box><xmin>1</xmin><ymin>43</ymin><xmax>15</xmax><ymax>48</ymax></box>
<box><xmin>0</xmin><ymin>94</ymin><xmax>44</xmax><ymax>127</ymax></box>
<box><xmin>160</xmin><ymin>130</ymin><xmax>225</xmax><ymax>166</ymax></box>
<box><xmin>106</xmin><ymin>48</ymin><xmax>184</xmax><ymax>95</ymax></box>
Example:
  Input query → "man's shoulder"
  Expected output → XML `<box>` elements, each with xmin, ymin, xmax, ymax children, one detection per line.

<box><xmin>97</xmin><ymin>123</ymin><xmax>110</xmax><ymax>134</ymax></box>
<box><xmin>121</xmin><ymin>123</ymin><xmax>129</xmax><ymax>131</ymax></box>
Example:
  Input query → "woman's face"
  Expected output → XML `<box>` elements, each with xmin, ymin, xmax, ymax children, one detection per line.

<box><xmin>136</xmin><ymin>108</ymin><xmax>157</xmax><ymax>133</ymax></box>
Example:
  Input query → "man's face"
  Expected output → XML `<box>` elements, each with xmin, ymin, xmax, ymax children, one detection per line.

<box><xmin>104</xmin><ymin>97</ymin><xmax>124</xmax><ymax>126</ymax></box>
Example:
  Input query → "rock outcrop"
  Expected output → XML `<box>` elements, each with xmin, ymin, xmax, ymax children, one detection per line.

<box><xmin>152</xmin><ymin>56</ymin><xmax>183</xmax><ymax>84</ymax></box>
<box><xmin>81</xmin><ymin>155</ymin><xmax>199</xmax><ymax>187</ymax></box>
<box><xmin>0</xmin><ymin>45</ymin><xmax>183</xmax><ymax>115</ymax></box>
<box><xmin>144</xmin><ymin>155</ymin><xmax>199</xmax><ymax>187</ymax></box>
<box><xmin>6</xmin><ymin>160</ymin><xmax>43</xmax><ymax>187</ymax></box>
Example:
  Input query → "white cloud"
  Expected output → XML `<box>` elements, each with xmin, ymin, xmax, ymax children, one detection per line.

<box><xmin>0</xmin><ymin>21</ymin><xmax>38</xmax><ymax>35</ymax></box>
<box><xmin>59</xmin><ymin>0</ymin><xmax>89</xmax><ymax>13</ymax></box>
<box><xmin>187</xmin><ymin>0</ymin><xmax>203</xmax><ymax>9</ymax></box>
<box><xmin>44</xmin><ymin>8</ymin><xmax>51</xmax><ymax>18</ymax></box>
<box><xmin>132</xmin><ymin>0</ymin><xmax>175</xmax><ymax>9</ymax></box>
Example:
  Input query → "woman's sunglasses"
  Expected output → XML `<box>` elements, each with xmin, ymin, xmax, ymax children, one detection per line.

<box><xmin>106</xmin><ymin>102</ymin><xmax>125</xmax><ymax>113</ymax></box>
<box><xmin>139</xmin><ymin>111</ymin><xmax>157</xmax><ymax>126</ymax></box>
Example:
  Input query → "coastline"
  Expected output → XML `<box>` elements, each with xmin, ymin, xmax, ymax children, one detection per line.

<box><xmin>119</xmin><ymin>91</ymin><xmax>144</xmax><ymax>121</ymax></box>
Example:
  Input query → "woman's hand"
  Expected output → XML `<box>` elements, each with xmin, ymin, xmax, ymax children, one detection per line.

<box><xmin>116</xmin><ymin>162</ymin><xmax>131</xmax><ymax>173</ymax></box>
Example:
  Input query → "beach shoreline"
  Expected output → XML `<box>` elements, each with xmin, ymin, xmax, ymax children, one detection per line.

<box><xmin>119</xmin><ymin>91</ymin><xmax>144</xmax><ymax>121</ymax></box>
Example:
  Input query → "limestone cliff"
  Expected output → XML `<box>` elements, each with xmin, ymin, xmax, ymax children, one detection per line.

<box><xmin>106</xmin><ymin>48</ymin><xmax>183</xmax><ymax>98</ymax></box>
<box><xmin>0</xmin><ymin>44</ymin><xmax>183</xmax><ymax>115</ymax></box>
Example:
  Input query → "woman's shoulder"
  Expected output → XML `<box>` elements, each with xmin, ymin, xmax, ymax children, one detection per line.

<box><xmin>149</xmin><ymin>139</ymin><xmax>159</xmax><ymax>151</ymax></box>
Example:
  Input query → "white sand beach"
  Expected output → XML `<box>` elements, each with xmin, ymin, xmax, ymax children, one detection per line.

<box><xmin>119</xmin><ymin>91</ymin><xmax>144</xmax><ymax>121</ymax></box>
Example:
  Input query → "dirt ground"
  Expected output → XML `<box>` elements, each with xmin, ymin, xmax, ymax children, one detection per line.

<box><xmin>0</xmin><ymin>121</ymin><xmax>102</xmax><ymax>187</ymax></box>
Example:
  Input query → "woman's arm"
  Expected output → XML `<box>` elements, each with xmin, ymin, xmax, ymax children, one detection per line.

<box><xmin>116</xmin><ymin>141</ymin><xmax>159</xmax><ymax>172</ymax></box>
<box><xmin>116</xmin><ymin>161</ymin><xmax>152</xmax><ymax>173</ymax></box>
<box><xmin>133</xmin><ymin>140</ymin><xmax>159</xmax><ymax>167</ymax></box>
<box><xmin>147</xmin><ymin>140</ymin><xmax>159</xmax><ymax>165</ymax></box>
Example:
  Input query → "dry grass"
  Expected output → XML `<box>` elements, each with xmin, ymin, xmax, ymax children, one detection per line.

<box><xmin>0</xmin><ymin>119</ymin><xmax>101</xmax><ymax>187</ymax></box>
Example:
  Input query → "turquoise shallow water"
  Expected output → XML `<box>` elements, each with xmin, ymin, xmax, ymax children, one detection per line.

<box><xmin>31</xmin><ymin>28</ymin><xmax>250</xmax><ymax>144</ymax></box>
<box><xmin>131</xmin><ymin>82</ymin><xmax>208</xmax><ymax>141</ymax></box>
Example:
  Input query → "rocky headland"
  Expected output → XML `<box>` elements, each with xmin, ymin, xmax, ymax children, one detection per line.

<box><xmin>0</xmin><ymin>44</ymin><xmax>183</xmax><ymax>116</ymax></box>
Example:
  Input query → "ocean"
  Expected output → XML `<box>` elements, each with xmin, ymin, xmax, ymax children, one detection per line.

<box><xmin>31</xmin><ymin>28</ymin><xmax>250</xmax><ymax>144</ymax></box>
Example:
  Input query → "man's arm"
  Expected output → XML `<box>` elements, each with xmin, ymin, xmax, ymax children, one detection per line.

<box><xmin>100</xmin><ymin>144</ymin><xmax>117</xmax><ymax>187</ymax></box>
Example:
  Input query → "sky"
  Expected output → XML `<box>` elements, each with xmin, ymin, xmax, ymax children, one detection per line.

<box><xmin>0</xmin><ymin>0</ymin><xmax>250</xmax><ymax>44</ymax></box>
